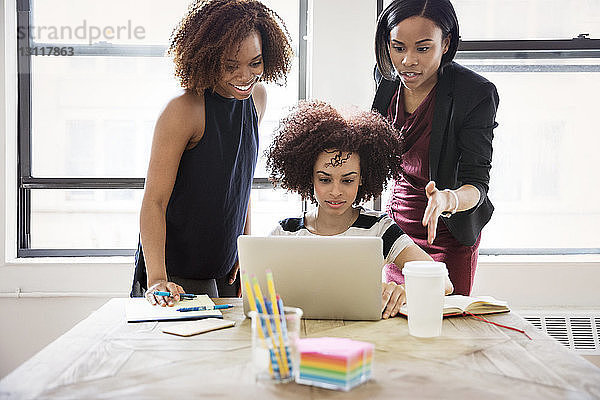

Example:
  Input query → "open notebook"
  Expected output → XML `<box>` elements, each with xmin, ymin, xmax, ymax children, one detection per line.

<box><xmin>400</xmin><ymin>295</ymin><xmax>510</xmax><ymax>318</ymax></box>
<box><xmin>126</xmin><ymin>295</ymin><xmax>222</xmax><ymax>322</ymax></box>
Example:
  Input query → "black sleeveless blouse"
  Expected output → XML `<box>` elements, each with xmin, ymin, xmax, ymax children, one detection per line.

<box><xmin>132</xmin><ymin>89</ymin><xmax>258</xmax><ymax>293</ymax></box>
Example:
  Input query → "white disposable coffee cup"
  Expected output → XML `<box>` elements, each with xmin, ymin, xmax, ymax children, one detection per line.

<box><xmin>402</xmin><ymin>261</ymin><xmax>447</xmax><ymax>338</ymax></box>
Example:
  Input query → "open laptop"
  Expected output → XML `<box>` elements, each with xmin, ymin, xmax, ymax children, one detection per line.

<box><xmin>237</xmin><ymin>235</ymin><xmax>383</xmax><ymax>320</ymax></box>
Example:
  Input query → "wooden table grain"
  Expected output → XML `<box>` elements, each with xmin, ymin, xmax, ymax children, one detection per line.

<box><xmin>1</xmin><ymin>298</ymin><xmax>599</xmax><ymax>399</ymax></box>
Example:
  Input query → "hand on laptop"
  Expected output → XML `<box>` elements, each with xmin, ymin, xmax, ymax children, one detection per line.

<box><xmin>381</xmin><ymin>282</ymin><xmax>406</xmax><ymax>319</ymax></box>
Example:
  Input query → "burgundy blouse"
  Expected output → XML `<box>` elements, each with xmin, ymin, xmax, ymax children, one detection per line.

<box><xmin>386</xmin><ymin>85</ymin><xmax>479</xmax><ymax>296</ymax></box>
<box><xmin>385</xmin><ymin>85</ymin><xmax>454</xmax><ymax>244</ymax></box>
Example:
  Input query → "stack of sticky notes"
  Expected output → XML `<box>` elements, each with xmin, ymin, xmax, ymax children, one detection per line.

<box><xmin>296</xmin><ymin>337</ymin><xmax>374</xmax><ymax>391</ymax></box>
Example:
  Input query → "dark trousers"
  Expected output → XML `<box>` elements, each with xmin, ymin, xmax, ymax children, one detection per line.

<box><xmin>130</xmin><ymin>240</ymin><xmax>240</xmax><ymax>298</ymax></box>
<box><xmin>169</xmin><ymin>272</ymin><xmax>240</xmax><ymax>298</ymax></box>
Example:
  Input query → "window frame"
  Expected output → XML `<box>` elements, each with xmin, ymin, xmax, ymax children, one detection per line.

<box><xmin>17</xmin><ymin>1</ymin><xmax>600</xmax><ymax>257</ymax></box>
<box><xmin>16</xmin><ymin>0</ymin><xmax>308</xmax><ymax>257</ymax></box>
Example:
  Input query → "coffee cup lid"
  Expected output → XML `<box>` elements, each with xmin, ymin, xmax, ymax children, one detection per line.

<box><xmin>402</xmin><ymin>261</ymin><xmax>448</xmax><ymax>277</ymax></box>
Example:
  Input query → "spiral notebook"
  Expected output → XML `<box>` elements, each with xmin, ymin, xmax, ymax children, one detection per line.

<box><xmin>126</xmin><ymin>295</ymin><xmax>223</xmax><ymax>322</ymax></box>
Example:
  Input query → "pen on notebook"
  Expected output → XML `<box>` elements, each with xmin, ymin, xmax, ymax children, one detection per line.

<box><xmin>176</xmin><ymin>304</ymin><xmax>234</xmax><ymax>312</ymax></box>
<box><xmin>153</xmin><ymin>291</ymin><xmax>196</xmax><ymax>299</ymax></box>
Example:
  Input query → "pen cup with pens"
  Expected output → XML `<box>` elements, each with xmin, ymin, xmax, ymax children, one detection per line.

<box><xmin>249</xmin><ymin>306</ymin><xmax>303</xmax><ymax>383</ymax></box>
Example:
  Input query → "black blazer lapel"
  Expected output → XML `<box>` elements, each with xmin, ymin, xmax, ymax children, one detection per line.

<box><xmin>429</xmin><ymin>67</ymin><xmax>455</xmax><ymax>182</ymax></box>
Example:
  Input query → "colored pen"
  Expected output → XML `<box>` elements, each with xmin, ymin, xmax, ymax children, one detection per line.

<box><xmin>277</xmin><ymin>294</ymin><xmax>292</xmax><ymax>374</ymax></box>
<box><xmin>264</xmin><ymin>296</ymin><xmax>289</xmax><ymax>365</ymax></box>
<box><xmin>266</xmin><ymin>271</ymin><xmax>290</xmax><ymax>378</ymax></box>
<box><xmin>263</xmin><ymin>297</ymin><xmax>275</xmax><ymax>327</ymax></box>
<box><xmin>277</xmin><ymin>295</ymin><xmax>289</xmax><ymax>338</ymax></box>
<box><xmin>153</xmin><ymin>291</ymin><xmax>196</xmax><ymax>299</ymax></box>
<box><xmin>252</xmin><ymin>276</ymin><xmax>284</xmax><ymax>374</ymax></box>
<box><xmin>176</xmin><ymin>304</ymin><xmax>234</xmax><ymax>312</ymax></box>
<box><xmin>255</xmin><ymin>300</ymin><xmax>281</xmax><ymax>378</ymax></box>
<box><xmin>242</xmin><ymin>271</ymin><xmax>276</xmax><ymax>378</ymax></box>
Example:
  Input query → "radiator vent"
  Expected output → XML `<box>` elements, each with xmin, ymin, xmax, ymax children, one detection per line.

<box><xmin>522</xmin><ymin>312</ymin><xmax>600</xmax><ymax>355</ymax></box>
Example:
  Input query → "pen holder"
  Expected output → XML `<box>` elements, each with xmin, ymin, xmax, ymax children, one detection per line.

<box><xmin>249</xmin><ymin>306</ymin><xmax>303</xmax><ymax>383</ymax></box>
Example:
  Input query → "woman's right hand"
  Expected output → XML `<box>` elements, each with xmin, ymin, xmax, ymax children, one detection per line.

<box><xmin>145</xmin><ymin>280</ymin><xmax>185</xmax><ymax>307</ymax></box>
<box><xmin>381</xmin><ymin>281</ymin><xmax>406</xmax><ymax>319</ymax></box>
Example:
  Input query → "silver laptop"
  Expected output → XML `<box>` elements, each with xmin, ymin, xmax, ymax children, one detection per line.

<box><xmin>237</xmin><ymin>235</ymin><xmax>383</xmax><ymax>320</ymax></box>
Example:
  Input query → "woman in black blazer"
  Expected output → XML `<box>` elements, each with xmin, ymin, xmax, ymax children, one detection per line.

<box><xmin>372</xmin><ymin>0</ymin><xmax>499</xmax><ymax>295</ymax></box>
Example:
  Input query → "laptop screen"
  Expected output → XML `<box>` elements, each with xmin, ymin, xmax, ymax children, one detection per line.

<box><xmin>238</xmin><ymin>236</ymin><xmax>383</xmax><ymax>320</ymax></box>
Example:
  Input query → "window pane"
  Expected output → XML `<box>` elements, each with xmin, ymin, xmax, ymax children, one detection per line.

<box><xmin>376</xmin><ymin>59</ymin><xmax>599</xmax><ymax>251</ymax></box>
<box><xmin>31</xmin><ymin>56</ymin><xmax>180</xmax><ymax>177</ymax></box>
<box><xmin>31</xmin><ymin>189</ymin><xmax>143</xmax><ymax>249</ymax></box>
<box><xmin>25</xmin><ymin>1</ymin><xmax>303</xmax><ymax>251</ymax></box>
<box><xmin>462</xmin><ymin>59</ymin><xmax>600</xmax><ymax>249</ymax></box>
<box><xmin>255</xmin><ymin>66</ymin><xmax>299</xmax><ymax>179</ymax></box>
<box><xmin>31</xmin><ymin>188</ymin><xmax>301</xmax><ymax>248</ymax></box>
<box><xmin>30</xmin><ymin>0</ymin><xmax>299</xmax><ymax>47</ymax></box>
<box><xmin>31</xmin><ymin>0</ymin><xmax>191</xmax><ymax>45</ymax></box>
<box><xmin>250</xmin><ymin>188</ymin><xmax>303</xmax><ymax>235</ymax></box>
<box><xmin>252</xmin><ymin>0</ymin><xmax>300</xmax><ymax>179</ymax></box>
<box><xmin>30</xmin><ymin>2</ymin><xmax>299</xmax><ymax>179</ymax></box>
<box><xmin>454</xmin><ymin>0</ymin><xmax>600</xmax><ymax>40</ymax></box>
<box><xmin>382</xmin><ymin>0</ymin><xmax>600</xmax><ymax>40</ymax></box>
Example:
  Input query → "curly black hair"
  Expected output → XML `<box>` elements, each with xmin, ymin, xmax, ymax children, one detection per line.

<box><xmin>168</xmin><ymin>0</ymin><xmax>293</xmax><ymax>94</ymax></box>
<box><xmin>266</xmin><ymin>100</ymin><xmax>404</xmax><ymax>204</ymax></box>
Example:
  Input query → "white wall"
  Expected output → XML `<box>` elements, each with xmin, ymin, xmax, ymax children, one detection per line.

<box><xmin>0</xmin><ymin>261</ymin><xmax>132</xmax><ymax>378</ymax></box>
<box><xmin>472</xmin><ymin>255</ymin><xmax>600</xmax><ymax>307</ymax></box>
<box><xmin>1</xmin><ymin>0</ymin><xmax>599</xmax><ymax>380</ymax></box>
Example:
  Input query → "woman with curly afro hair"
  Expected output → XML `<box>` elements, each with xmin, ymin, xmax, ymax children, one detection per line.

<box><xmin>132</xmin><ymin>0</ymin><xmax>294</xmax><ymax>305</ymax></box>
<box><xmin>267</xmin><ymin>100</ymin><xmax>453</xmax><ymax>319</ymax></box>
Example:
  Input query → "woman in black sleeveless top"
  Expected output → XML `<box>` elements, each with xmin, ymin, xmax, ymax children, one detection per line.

<box><xmin>131</xmin><ymin>0</ymin><xmax>293</xmax><ymax>305</ymax></box>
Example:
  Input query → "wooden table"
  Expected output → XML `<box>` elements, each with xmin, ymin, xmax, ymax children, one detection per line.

<box><xmin>1</xmin><ymin>298</ymin><xmax>599</xmax><ymax>399</ymax></box>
